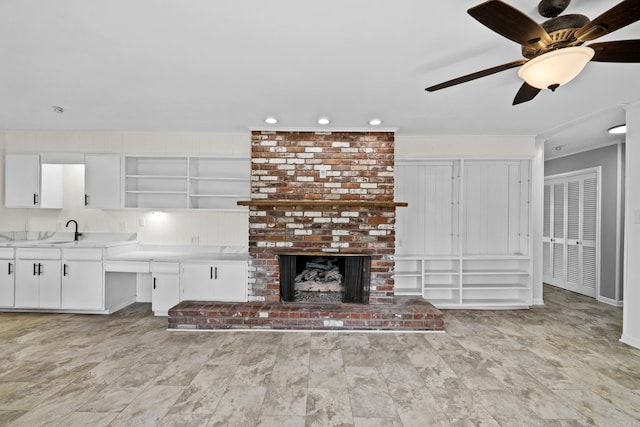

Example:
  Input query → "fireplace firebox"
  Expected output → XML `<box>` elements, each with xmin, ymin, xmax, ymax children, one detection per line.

<box><xmin>278</xmin><ymin>253</ymin><xmax>370</xmax><ymax>304</ymax></box>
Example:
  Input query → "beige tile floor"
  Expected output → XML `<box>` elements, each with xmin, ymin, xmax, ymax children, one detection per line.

<box><xmin>0</xmin><ymin>285</ymin><xmax>639</xmax><ymax>426</ymax></box>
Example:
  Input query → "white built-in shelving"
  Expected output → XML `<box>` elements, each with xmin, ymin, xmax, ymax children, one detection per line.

<box><xmin>124</xmin><ymin>156</ymin><xmax>249</xmax><ymax>210</ymax></box>
<box><xmin>395</xmin><ymin>159</ymin><xmax>532</xmax><ymax>309</ymax></box>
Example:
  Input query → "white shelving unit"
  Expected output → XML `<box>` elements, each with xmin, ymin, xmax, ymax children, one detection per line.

<box><xmin>395</xmin><ymin>159</ymin><xmax>532</xmax><ymax>309</ymax></box>
<box><xmin>123</xmin><ymin>155</ymin><xmax>249</xmax><ymax>210</ymax></box>
<box><xmin>188</xmin><ymin>157</ymin><xmax>249</xmax><ymax>209</ymax></box>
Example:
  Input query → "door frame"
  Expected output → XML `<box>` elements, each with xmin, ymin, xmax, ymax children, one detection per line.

<box><xmin>544</xmin><ymin>166</ymin><xmax>602</xmax><ymax>299</ymax></box>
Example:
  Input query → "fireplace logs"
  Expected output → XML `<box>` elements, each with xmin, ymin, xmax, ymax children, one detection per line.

<box><xmin>294</xmin><ymin>258</ymin><xmax>344</xmax><ymax>303</ymax></box>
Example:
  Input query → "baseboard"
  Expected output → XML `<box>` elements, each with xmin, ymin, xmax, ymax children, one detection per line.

<box><xmin>597</xmin><ymin>296</ymin><xmax>624</xmax><ymax>307</ymax></box>
<box><xmin>620</xmin><ymin>333</ymin><xmax>640</xmax><ymax>350</ymax></box>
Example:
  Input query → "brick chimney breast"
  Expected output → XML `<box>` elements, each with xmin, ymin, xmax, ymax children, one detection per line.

<box><xmin>244</xmin><ymin>131</ymin><xmax>399</xmax><ymax>304</ymax></box>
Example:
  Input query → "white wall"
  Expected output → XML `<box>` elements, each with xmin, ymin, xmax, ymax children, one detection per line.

<box><xmin>622</xmin><ymin>102</ymin><xmax>640</xmax><ymax>349</ymax></box>
<box><xmin>0</xmin><ymin>131</ymin><xmax>250</xmax><ymax>246</ymax></box>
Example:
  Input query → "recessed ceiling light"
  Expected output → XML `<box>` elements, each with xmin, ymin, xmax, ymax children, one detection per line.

<box><xmin>317</xmin><ymin>117</ymin><xmax>330</xmax><ymax>125</ymax></box>
<box><xmin>52</xmin><ymin>106</ymin><xmax>64</xmax><ymax>114</ymax></box>
<box><xmin>369</xmin><ymin>119</ymin><xmax>383</xmax><ymax>126</ymax></box>
<box><xmin>264</xmin><ymin>117</ymin><xmax>278</xmax><ymax>124</ymax></box>
<box><xmin>608</xmin><ymin>124</ymin><xmax>626</xmax><ymax>134</ymax></box>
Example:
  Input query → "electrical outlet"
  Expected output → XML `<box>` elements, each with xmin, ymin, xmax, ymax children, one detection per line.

<box><xmin>191</xmin><ymin>236</ymin><xmax>200</xmax><ymax>245</ymax></box>
<box><xmin>119</xmin><ymin>221</ymin><xmax>127</xmax><ymax>232</ymax></box>
<box><xmin>138</xmin><ymin>218</ymin><xmax>145</xmax><ymax>228</ymax></box>
<box><xmin>635</xmin><ymin>209</ymin><xmax>640</xmax><ymax>224</ymax></box>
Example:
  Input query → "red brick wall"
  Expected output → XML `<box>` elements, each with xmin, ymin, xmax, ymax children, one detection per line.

<box><xmin>247</xmin><ymin>131</ymin><xmax>397</xmax><ymax>304</ymax></box>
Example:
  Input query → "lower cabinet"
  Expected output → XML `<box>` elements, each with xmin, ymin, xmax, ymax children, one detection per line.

<box><xmin>61</xmin><ymin>261</ymin><xmax>103</xmax><ymax>310</ymax></box>
<box><xmin>180</xmin><ymin>261</ymin><xmax>247</xmax><ymax>302</ymax></box>
<box><xmin>0</xmin><ymin>258</ymin><xmax>15</xmax><ymax>307</ymax></box>
<box><xmin>151</xmin><ymin>262</ymin><xmax>180</xmax><ymax>316</ymax></box>
<box><xmin>15</xmin><ymin>259</ymin><xmax>61</xmax><ymax>308</ymax></box>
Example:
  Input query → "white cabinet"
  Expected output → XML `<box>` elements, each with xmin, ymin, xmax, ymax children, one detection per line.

<box><xmin>0</xmin><ymin>249</ymin><xmax>15</xmax><ymax>307</ymax></box>
<box><xmin>5</xmin><ymin>154</ymin><xmax>63</xmax><ymax>208</ymax></box>
<box><xmin>15</xmin><ymin>255</ymin><xmax>62</xmax><ymax>309</ymax></box>
<box><xmin>151</xmin><ymin>262</ymin><xmax>180</xmax><ymax>316</ymax></box>
<box><xmin>180</xmin><ymin>261</ymin><xmax>247</xmax><ymax>302</ymax></box>
<box><xmin>85</xmin><ymin>154</ymin><xmax>121</xmax><ymax>209</ymax></box>
<box><xmin>395</xmin><ymin>159</ymin><xmax>532</xmax><ymax>309</ymax></box>
<box><xmin>61</xmin><ymin>259</ymin><xmax>104</xmax><ymax>310</ymax></box>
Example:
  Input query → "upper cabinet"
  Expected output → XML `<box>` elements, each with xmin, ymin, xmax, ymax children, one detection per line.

<box><xmin>85</xmin><ymin>154</ymin><xmax>121</xmax><ymax>209</ymax></box>
<box><xmin>5</xmin><ymin>154</ymin><xmax>63</xmax><ymax>208</ymax></box>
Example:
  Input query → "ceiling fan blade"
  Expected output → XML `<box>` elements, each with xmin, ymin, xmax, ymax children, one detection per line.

<box><xmin>589</xmin><ymin>40</ymin><xmax>640</xmax><ymax>62</ymax></box>
<box><xmin>574</xmin><ymin>0</ymin><xmax>640</xmax><ymax>42</ymax></box>
<box><xmin>468</xmin><ymin>0</ymin><xmax>553</xmax><ymax>48</ymax></box>
<box><xmin>513</xmin><ymin>82</ymin><xmax>541</xmax><ymax>105</ymax></box>
<box><xmin>425</xmin><ymin>60</ymin><xmax>526</xmax><ymax>91</ymax></box>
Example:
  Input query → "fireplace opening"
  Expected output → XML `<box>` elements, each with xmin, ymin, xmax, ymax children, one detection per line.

<box><xmin>278</xmin><ymin>253</ymin><xmax>370</xmax><ymax>304</ymax></box>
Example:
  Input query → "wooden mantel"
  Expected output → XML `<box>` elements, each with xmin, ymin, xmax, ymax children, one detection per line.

<box><xmin>237</xmin><ymin>200</ymin><xmax>408</xmax><ymax>208</ymax></box>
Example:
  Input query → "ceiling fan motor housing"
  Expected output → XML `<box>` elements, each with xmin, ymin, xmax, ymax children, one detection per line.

<box><xmin>521</xmin><ymin>14</ymin><xmax>591</xmax><ymax>58</ymax></box>
<box><xmin>538</xmin><ymin>0</ymin><xmax>571</xmax><ymax>18</ymax></box>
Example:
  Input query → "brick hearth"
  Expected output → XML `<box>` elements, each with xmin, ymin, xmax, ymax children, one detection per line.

<box><xmin>168</xmin><ymin>297</ymin><xmax>444</xmax><ymax>331</ymax></box>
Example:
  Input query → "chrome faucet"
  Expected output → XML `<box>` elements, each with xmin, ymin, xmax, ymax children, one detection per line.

<box><xmin>65</xmin><ymin>219</ymin><xmax>82</xmax><ymax>241</ymax></box>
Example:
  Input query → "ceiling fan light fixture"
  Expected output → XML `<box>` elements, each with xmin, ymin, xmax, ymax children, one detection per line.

<box><xmin>608</xmin><ymin>124</ymin><xmax>626</xmax><ymax>134</ymax></box>
<box><xmin>517</xmin><ymin>46</ymin><xmax>595</xmax><ymax>90</ymax></box>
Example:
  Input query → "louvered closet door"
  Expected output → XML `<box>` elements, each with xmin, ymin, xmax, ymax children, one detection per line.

<box><xmin>564</xmin><ymin>173</ymin><xmax>597</xmax><ymax>297</ymax></box>
<box><xmin>543</xmin><ymin>180</ymin><xmax>566</xmax><ymax>287</ymax></box>
<box><xmin>543</xmin><ymin>172</ymin><xmax>598</xmax><ymax>297</ymax></box>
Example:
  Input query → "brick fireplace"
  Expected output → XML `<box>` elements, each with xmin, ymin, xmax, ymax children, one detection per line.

<box><xmin>168</xmin><ymin>130</ymin><xmax>444</xmax><ymax>331</ymax></box>
<box><xmin>241</xmin><ymin>131</ymin><xmax>402</xmax><ymax>304</ymax></box>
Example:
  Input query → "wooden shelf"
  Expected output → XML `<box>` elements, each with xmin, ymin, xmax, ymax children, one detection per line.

<box><xmin>237</xmin><ymin>200</ymin><xmax>408</xmax><ymax>208</ymax></box>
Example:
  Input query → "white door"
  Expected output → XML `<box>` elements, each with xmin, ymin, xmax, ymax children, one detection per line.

<box><xmin>15</xmin><ymin>260</ymin><xmax>40</xmax><ymax>307</ymax></box>
<box><xmin>152</xmin><ymin>273</ymin><xmax>180</xmax><ymax>315</ymax></box>
<box><xmin>5</xmin><ymin>154</ymin><xmax>40</xmax><ymax>207</ymax></box>
<box><xmin>180</xmin><ymin>263</ymin><xmax>215</xmax><ymax>300</ymax></box>
<box><xmin>543</xmin><ymin>180</ymin><xmax>567</xmax><ymax>287</ymax></box>
<box><xmin>544</xmin><ymin>171</ymin><xmax>599</xmax><ymax>297</ymax></box>
<box><xmin>61</xmin><ymin>261</ymin><xmax>103</xmax><ymax>310</ymax></box>
<box><xmin>38</xmin><ymin>260</ymin><xmax>61</xmax><ymax>308</ymax></box>
<box><xmin>212</xmin><ymin>262</ymin><xmax>247</xmax><ymax>302</ymax></box>
<box><xmin>85</xmin><ymin>154</ymin><xmax>121</xmax><ymax>208</ymax></box>
<box><xmin>0</xmin><ymin>260</ymin><xmax>15</xmax><ymax>307</ymax></box>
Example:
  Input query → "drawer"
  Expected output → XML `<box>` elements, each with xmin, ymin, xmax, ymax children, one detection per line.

<box><xmin>151</xmin><ymin>262</ymin><xmax>180</xmax><ymax>274</ymax></box>
<box><xmin>103</xmin><ymin>260</ymin><xmax>150</xmax><ymax>273</ymax></box>
<box><xmin>0</xmin><ymin>248</ymin><xmax>14</xmax><ymax>258</ymax></box>
<box><xmin>16</xmin><ymin>248</ymin><xmax>61</xmax><ymax>260</ymax></box>
<box><xmin>62</xmin><ymin>248</ymin><xmax>103</xmax><ymax>261</ymax></box>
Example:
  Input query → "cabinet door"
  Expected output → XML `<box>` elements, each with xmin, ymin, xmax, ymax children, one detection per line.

<box><xmin>180</xmin><ymin>263</ymin><xmax>215</xmax><ymax>300</ymax></box>
<box><xmin>213</xmin><ymin>262</ymin><xmax>247</xmax><ymax>302</ymax></box>
<box><xmin>61</xmin><ymin>261</ymin><xmax>103</xmax><ymax>310</ymax></box>
<box><xmin>5</xmin><ymin>154</ymin><xmax>40</xmax><ymax>207</ymax></box>
<box><xmin>85</xmin><ymin>154</ymin><xmax>121</xmax><ymax>208</ymax></box>
<box><xmin>38</xmin><ymin>260</ymin><xmax>61</xmax><ymax>308</ymax></box>
<box><xmin>152</xmin><ymin>273</ymin><xmax>180</xmax><ymax>316</ymax></box>
<box><xmin>0</xmin><ymin>260</ymin><xmax>15</xmax><ymax>307</ymax></box>
<box><xmin>15</xmin><ymin>260</ymin><xmax>40</xmax><ymax>307</ymax></box>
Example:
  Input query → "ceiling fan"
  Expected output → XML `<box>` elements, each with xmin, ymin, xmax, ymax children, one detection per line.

<box><xmin>425</xmin><ymin>0</ymin><xmax>640</xmax><ymax>105</ymax></box>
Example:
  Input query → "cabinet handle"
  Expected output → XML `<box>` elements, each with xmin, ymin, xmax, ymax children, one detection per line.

<box><xmin>63</xmin><ymin>264</ymin><xmax>68</xmax><ymax>276</ymax></box>
<box><xmin>33</xmin><ymin>193</ymin><xmax>38</xmax><ymax>205</ymax></box>
<box><xmin>84</xmin><ymin>194</ymin><xmax>89</xmax><ymax>206</ymax></box>
<box><xmin>8</xmin><ymin>262</ymin><xmax>13</xmax><ymax>275</ymax></box>
<box><xmin>33</xmin><ymin>263</ymin><xmax>38</xmax><ymax>276</ymax></box>
<box><xmin>38</xmin><ymin>263</ymin><xmax>43</xmax><ymax>275</ymax></box>
<box><xmin>215</xmin><ymin>267</ymin><xmax>218</xmax><ymax>280</ymax></box>
<box><xmin>210</xmin><ymin>266</ymin><xmax>213</xmax><ymax>279</ymax></box>
<box><xmin>153</xmin><ymin>277</ymin><xmax>156</xmax><ymax>290</ymax></box>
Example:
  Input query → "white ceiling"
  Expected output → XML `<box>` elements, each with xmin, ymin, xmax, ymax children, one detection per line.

<box><xmin>1</xmin><ymin>0</ymin><xmax>637</xmax><ymax>158</ymax></box>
